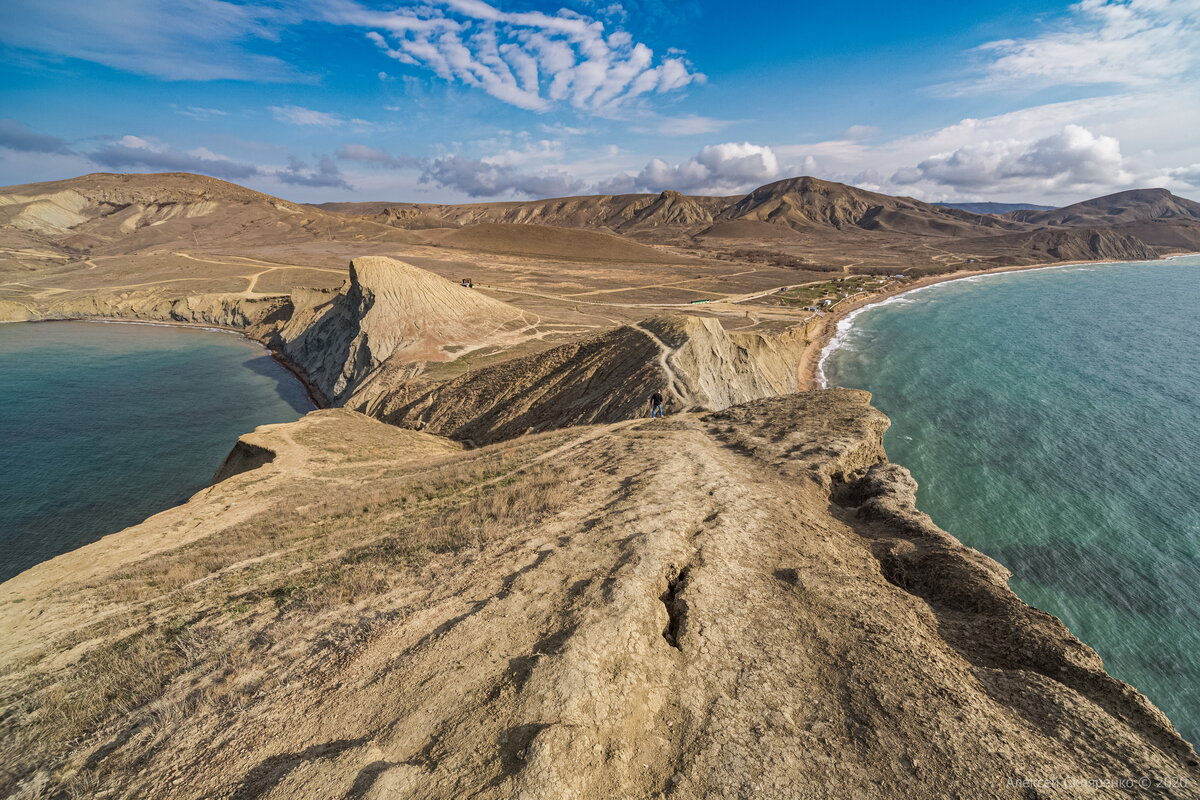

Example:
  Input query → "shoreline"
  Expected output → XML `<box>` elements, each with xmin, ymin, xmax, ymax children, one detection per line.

<box><xmin>25</xmin><ymin>316</ymin><xmax>330</xmax><ymax>410</ymax></box>
<box><xmin>799</xmin><ymin>250</ymin><xmax>1200</xmax><ymax>390</ymax></box>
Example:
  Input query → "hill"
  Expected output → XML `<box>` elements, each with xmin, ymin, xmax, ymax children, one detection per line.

<box><xmin>320</xmin><ymin>191</ymin><xmax>733</xmax><ymax>234</ymax></box>
<box><xmin>934</xmin><ymin>201</ymin><xmax>1055</xmax><ymax>214</ymax></box>
<box><xmin>714</xmin><ymin>176</ymin><xmax>1027</xmax><ymax>236</ymax></box>
<box><xmin>426</xmin><ymin>222</ymin><xmax>698</xmax><ymax>262</ymax></box>
<box><xmin>0</xmin><ymin>172</ymin><xmax>416</xmax><ymax>255</ymax></box>
<box><xmin>1006</xmin><ymin>188</ymin><xmax>1200</xmax><ymax>227</ymax></box>
<box><xmin>278</xmin><ymin>256</ymin><xmax>539</xmax><ymax>404</ymax></box>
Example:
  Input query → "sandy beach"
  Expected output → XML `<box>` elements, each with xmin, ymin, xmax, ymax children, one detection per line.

<box><xmin>798</xmin><ymin>250</ymin><xmax>1200</xmax><ymax>390</ymax></box>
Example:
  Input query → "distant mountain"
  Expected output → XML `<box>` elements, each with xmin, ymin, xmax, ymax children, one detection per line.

<box><xmin>934</xmin><ymin>202</ymin><xmax>1055</xmax><ymax>215</ymax></box>
<box><xmin>714</xmin><ymin>176</ymin><xmax>1026</xmax><ymax>236</ymax></box>
<box><xmin>319</xmin><ymin>190</ymin><xmax>733</xmax><ymax>233</ymax></box>
<box><xmin>0</xmin><ymin>171</ymin><xmax>416</xmax><ymax>254</ymax></box>
<box><xmin>1004</xmin><ymin>188</ymin><xmax>1200</xmax><ymax>226</ymax></box>
<box><xmin>321</xmin><ymin>177</ymin><xmax>1029</xmax><ymax>238</ymax></box>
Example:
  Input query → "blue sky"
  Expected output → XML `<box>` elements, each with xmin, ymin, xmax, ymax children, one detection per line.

<box><xmin>1</xmin><ymin>0</ymin><xmax>1198</xmax><ymax>204</ymax></box>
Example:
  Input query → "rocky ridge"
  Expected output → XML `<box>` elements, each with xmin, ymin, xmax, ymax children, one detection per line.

<box><xmin>1</xmin><ymin>392</ymin><xmax>1196</xmax><ymax>798</ymax></box>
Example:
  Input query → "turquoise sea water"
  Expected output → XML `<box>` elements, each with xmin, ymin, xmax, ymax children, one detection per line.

<box><xmin>822</xmin><ymin>255</ymin><xmax>1200</xmax><ymax>746</ymax></box>
<box><xmin>0</xmin><ymin>322</ymin><xmax>313</xmax><ymax>582</ymax></box>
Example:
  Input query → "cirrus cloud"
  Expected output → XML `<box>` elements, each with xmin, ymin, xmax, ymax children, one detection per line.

<box><xmin>952</xmin><ymin>0</ymin><xmax>1200</xmax><ymax>94</ymax></box>
<box><xmin>353</xmin><ymin>0</ymin><xmax>704</xmax><ymax>113</ymax></box>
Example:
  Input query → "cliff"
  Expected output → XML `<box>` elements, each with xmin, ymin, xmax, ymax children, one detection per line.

<box><xmin>275</xmin><ymin>256</ymin><xmax>538</xmax><ymax>404</ymax></box>
<box><xmin>360</xmin><ymin>313</ymin><xmax>809</xmax><ymax>445</ymax></box>
<box><xmin>1</xmin><ymin>392</ymin><xmax>1195</xmax><ymax>798</ymax></box>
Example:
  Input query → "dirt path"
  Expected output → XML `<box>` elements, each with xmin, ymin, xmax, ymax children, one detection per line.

<box><xmin>628</xmin><ymin>322</ymin><xmax>687</xmax><ymax>403</ymax></box>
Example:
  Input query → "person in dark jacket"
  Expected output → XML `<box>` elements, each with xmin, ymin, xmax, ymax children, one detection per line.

<box><xmin>649</xmin><ymin>391</ymin><xmax>665</xmax><ymax>418</ymax></box>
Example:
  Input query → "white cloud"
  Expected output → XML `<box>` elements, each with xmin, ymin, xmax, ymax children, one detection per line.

<box><xmin>600</xmin><ymin>142</ymin><xmax>779</xmax><ymax>194</ymax></box>
<box><xmin>269</xmin><ymin>105</ymin><xmax>345</xmax><ymax>126</ymax></box>
<box><xmin>89</xmin><ymin>134</ymin><xmax>260</xmax><ymax>179</ymax></box>
<box><xmin>892</xmin><ymin>124</ymin><xmax>1133</xmax><ymax>194</ymax></box>
<box><xmin>175</xmin><ymin>106</ymin><xmax>230</xmax><ymax>120</ymax></box>
<box><xmin>1</xmin><ymin>0</ymin><xmax>703</xmax><ymax>119</ymax></box>
<box><xmin>353</xmin><ymin>0</ymin><xmax>704</xmax><ymax>113</ymax></box>
<box><xmin>953</xmin><ymin>0</ymin><xmax>1200</xmax><ymax>93</ymax></box>
<box><xmin>420</xmin><ymin>154</ymin><xmax>583</xmax><ymax>197</ymax></box>
<box><xmin>0</xmin><ymin>0</ymin><xmax>296</xmax><ymax>82</ymax></box>
<box><xmin>539</xmin><ymin>122</ymin><xmax>592</xmax><ymax>136</ymax></box>
<box><xmin>773</xmin><ymin>92</ymin><xmax>1200</xmax><ymax>202</ymax></box>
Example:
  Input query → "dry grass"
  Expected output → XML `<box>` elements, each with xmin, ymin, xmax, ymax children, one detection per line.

<box><xmin>0</xmin><ymin>438</ymin><xmax>587</xmax><ymax>794</ymax></box>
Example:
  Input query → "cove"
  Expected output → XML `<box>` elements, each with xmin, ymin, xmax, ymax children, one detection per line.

<box><xmin>822</xmin><ymin>255</ymin><xmax>1200</xmax><ymax>746</ymax></box>
<box><xmin>0</xmin><ymin>321</ymin><xmax>313</xmax><ymax>582</ymax></box>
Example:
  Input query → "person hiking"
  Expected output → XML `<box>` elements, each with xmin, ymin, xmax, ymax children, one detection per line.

<box><xmin>649</xmin><ymin>390</ymin><xmax>665</xmax><ymax>418</ymax></box>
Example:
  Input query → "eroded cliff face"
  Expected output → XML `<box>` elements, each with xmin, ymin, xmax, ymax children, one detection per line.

<box><xmin>0</xmin><ymin>291</ymin><xmax>289</xmax><ymax>330</ymax></box>
<box><xmin>1</xmin><ymin>392</ymin><xmax>1195</xmax><ymax>799</ymax></box>
<box><xmin>3</xmin><ymin>256</ymin><xmax>814</xmax><ymax>442</ymax></box>
<box><xmin>360</xmin><ymin>312</ymin><xmax>810</xmax><ymax>445</ymax></box>
<box><xmin>275</xmin><ymin>256</ymin><xmax>539</xmax><ymax>405</ymax></box>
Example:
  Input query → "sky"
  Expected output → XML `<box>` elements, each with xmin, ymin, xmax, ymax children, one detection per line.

<box><xmin>1</xmin><ymin>0</ymin><xmax>1198</xmax><ymax>205</ymax></box>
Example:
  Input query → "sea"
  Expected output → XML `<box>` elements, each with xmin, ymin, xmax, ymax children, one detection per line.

<box><xmin>0</xmin><ymin>321</ymin><xmax>313</xmax><ymax>582</ymax></box>
<box><xmin>821</xmin><ymin>254</ymin><xmax>1200</xmax><ymax>746</ymax></box>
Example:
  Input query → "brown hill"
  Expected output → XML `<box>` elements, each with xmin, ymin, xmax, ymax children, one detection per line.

<box><xmin>325</xmin><ymin>191</ymin><xmax>734</xmax><ymax>234</ymax></box>
<box><xmin>426</xmin><ymin>222</ymin><xmax>696</xmax><ymax>262</ymax></box>
<box><xmin>950</xmin><ymin>227</ymin><xmax>1160</xmax><ymax>266</ymax></box>
<box><xmin>0</xmin><ymin>172</ymin><xmax>417</xmax><ymax>255</ymax></box>
<box><xmin>1007</xmin><ymin>188</ymin><xmax>1200</xmax><ymax>227</ymax></box>
<box><xmin>715</xmin><ymin>176</ymin><xmax>1027</xmax><ymax>236</ymax></box>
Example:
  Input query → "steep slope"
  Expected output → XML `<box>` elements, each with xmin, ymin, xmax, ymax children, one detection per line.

<box><xmin>277</xmin><ymin>256</ymin><xmax>538</xmax><ymax>404</ymax></box>
<box><xmin>2</xmin><ymin>393</ymin><xmax>1196</xmax><ymax>798</ymax></box>
<box><xmin>1007</xmin><ymin>188</ymin><xmax>1200</xmax><ymax>227</ymax></box>
<box><xmin>716</xmin><ymin>176</ymin><xmax>1029</xmax><ymax>236</ymax></box>
<box><xmin>951</xmin><ymin>226</ymin><xmax>1160</xmax><ymax>265</ymax></box>
<box><xmin>361</xmin><ymin>314</ymin><xmax>809</xmax><ymax>444</ymax></box>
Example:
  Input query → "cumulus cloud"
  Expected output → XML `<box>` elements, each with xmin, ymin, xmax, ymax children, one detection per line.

<box><xmin>277</xmin><ymin>155</ymin><xmax>352</xmax><ymax>189</ymax></box>
<box><xmin>0</xmin><ymin>119</ymin><xmax>74</xmax><ymax>154</ymax></box>
<box><xmin>1166</xmin><ymin>163</ymin><xmax>1200</xmax><ymax>187</ymax></box>
<box><xmin>270</xmin><ymin>105</ymin><xmax>344</xmax><ymax>127</ymax></box>
<box><xmin>420</xmin><ymin>155</ymin><xmax>583</xmax><ymax>197</ymax></box>
<box><xmin>892</xmin><ymin>124</ymin><xmax>1132</xmax><ymax>194</ymax></box>
<box><xmin>335</xmin><ymin>144</ymin><xmax>420</xmax><ymax>169</ymax></box>
<box><xmin>89</xmin><ymin>135</ymin><xmax>260</xmax><ymax>179</ymax></box>
<box><xmin>601</xmin><ymin>142</ymin><xmax>780</xmax><ymax>194</ymax></box>
<box><xmin>954</xmin><ymin>0</ymin><xmax>1200</xmax><ymax>93</ymax></box>
<box><xmin>348</xmin><ymin>0</ymin><xmax>704</xmax><ymax>113</ymax></box>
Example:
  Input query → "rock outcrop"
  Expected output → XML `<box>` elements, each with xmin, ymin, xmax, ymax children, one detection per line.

<box><xmin>365</xmin><ymin>313</ymin><xmax>809</xmax><ymax>444</ymax></box>
<box><xmin>276</xmin><ymin>256</ymin><xmax>538</xmax><ymax>405</ymax></box>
